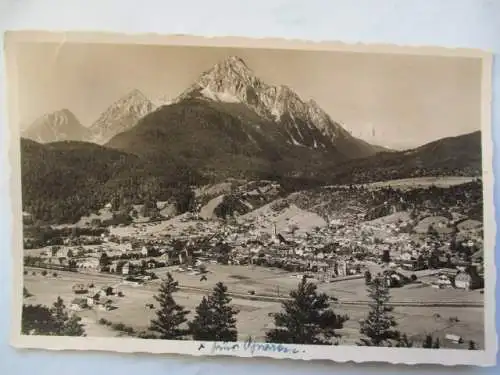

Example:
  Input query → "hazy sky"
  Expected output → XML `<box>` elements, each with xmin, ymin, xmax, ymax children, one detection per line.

<box><xmin>13</xmin><ymin>42</ymin><xmax>482</xmax><ymax>149</ymax></box>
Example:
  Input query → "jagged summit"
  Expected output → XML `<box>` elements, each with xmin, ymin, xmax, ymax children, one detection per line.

<box><xmin>89</xmin><ymin>89</ymin><xmax>156</xmax><ymax>145</ymax></box>
<box><xmin>122</xmin><ymin>88</ymin><xmax>150</xmax><ymax>102</ymax></box>
<box><xmin>217</xmin><ymin>55</ymin><xmax>250</xmax><ymax>70</ymax></box>
<box><xmin>174</xmin><ymin>55</ymin><xmax>364</xmax><ymax>152</ymax></box>
<box><xmin>204</xmin><ymin>55</ymin><xmax>253</xmax><ymax>80</ymax></box>
<box><xmin>176</xmin><ymin>55</ymin><xmax>260</xmax><ymax>105</ymax></box>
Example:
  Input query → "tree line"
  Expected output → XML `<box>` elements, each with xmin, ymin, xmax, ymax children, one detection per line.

<box><xmin>20</xmin><ymin>273</ymin><xmax>479</xmax><ymax>350</ymax></box>
<box><xmin>143</xmin><ymin>273</ymin><xmax>478</xmax><ymax>349</ymax></box>
<box><xmin>22</xmin><ymin>294</ymin><xmax>85</xmax><ymax>336</ymax></box>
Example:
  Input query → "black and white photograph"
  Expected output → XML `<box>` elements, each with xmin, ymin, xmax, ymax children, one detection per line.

<box><xmin>6</xmin><ymin>32</ymin><xmax>495</xmax><ymax>366</ymax></box>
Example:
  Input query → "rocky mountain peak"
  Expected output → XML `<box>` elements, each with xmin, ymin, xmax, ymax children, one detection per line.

<box><xmin>123</xmin><ymin>88</ymin><xmax>148</xmax><ymax>101</ymax></box>
<box><xmin>172</xmin><ymin>55</ymin><xmax>379</xmax><ymax>156</ymax></box>
<box><xmin>58</xmin><ymin>108</ymin><xmax>75</xmax><ymax>117</ymax></box>
<box><xmin>218</xmin><ymin>55</ymin><xmax>250</xmax><ymax>72</ymax></box>
<box><xmin>179</xmin><ymin>56</ymin><xmax>262</xmax><ymax>105</ymax></box>
<box><xmin>22</xmin><ymin>109</ymin><xmax>90</xmax><ymax>143</ymax></box>
<box><xmin>177</xmin><ymin>57</ymin><xmax>321</xmax><ymax>121</ymax></box>
<box><xmin>89</xmin><ymin>89</ymin><xmax>156</xmax><ymax>145</ymax></box>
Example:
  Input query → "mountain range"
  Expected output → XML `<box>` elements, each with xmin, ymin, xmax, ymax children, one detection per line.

<box><xmin>21</xmin><ymin>109</ymin><xmax>91</xmax><ymax>143</ymax></box>
<box><xmin>19</xmin><ymin>55</ymin><xmax>482</xmax><ymax>224</ymax></box>
<box><xmin>22</xmin><ymin>89</ymin><xmax>157</xmax><ymax>145</ymax></box>
<box><xmin>23</xmin><ymin>56</ymin><xmax>382</xmax><ymax>157</ymax></box>
<box><xmin>327</xmin><ymin>131</ymin><xmax>482</xmax><ymax>184</ymax></box>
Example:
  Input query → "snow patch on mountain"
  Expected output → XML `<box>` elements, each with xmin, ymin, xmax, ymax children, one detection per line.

<box><xmin>169</xmin><ymin>55</ymin><xmax>382</xmax><ymax>158</ymax></box>
<box><xmin>174</xmin><ymin>56</ymin><xmax>356</xmax><ymax>151</ymax></box>
<box><xmin>200</xmin><ymin>86</ymin><xmax>240</xmax><ymax>103</ymax></box>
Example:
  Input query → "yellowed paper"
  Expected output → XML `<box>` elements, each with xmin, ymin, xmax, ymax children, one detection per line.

<box><xmin>5</xmin><ymin>31</ymin><xmax>496</xmax><ymax>367</ymax></box>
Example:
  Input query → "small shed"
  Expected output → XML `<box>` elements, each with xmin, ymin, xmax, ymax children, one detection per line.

<box><xmin>70</xmin><ymin>298</ymin><xmax>87</xmax><ymax>311</ymax></box>
<box><xmin>72</xmin><ymin>283</ymin><xmax>88</xmax><ymax>294</ymax></box>
<box><xmin>445</xmin><ymin>334</ymin><xmax>463</xmax><ymax>344</ymax></box>
<box><xmin>455</xmin><ymin>271</ymin><xmax>472</xmax><ymax>290</ymax></box>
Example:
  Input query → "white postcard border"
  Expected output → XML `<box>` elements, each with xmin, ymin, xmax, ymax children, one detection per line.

<box><xmin>5</xmin><ymin>31</ymin><xmax>497</xmax><ymax>367</ymax></box>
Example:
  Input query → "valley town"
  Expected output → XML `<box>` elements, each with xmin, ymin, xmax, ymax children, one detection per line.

<box><xmin>22</xmin><ymin>176</ymin><xmax>485</xmax><ymax>349</ymax></box>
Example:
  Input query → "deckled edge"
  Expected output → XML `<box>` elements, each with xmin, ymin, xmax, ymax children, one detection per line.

<box><xmin>3</xmin><ymin>31</ymin><xmax>497</xmax><ymax>368</ymax></box>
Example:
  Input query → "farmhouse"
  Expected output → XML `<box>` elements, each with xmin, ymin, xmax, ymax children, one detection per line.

<box><xmin>96</xmin><ymin>299</ymin><xmax>114</xmax><ymax>311</ymax></box>
<box><xmin>72</xmin><ymin>283</ymin><xmax>88</xmax><ymax>294</ymax></box>
<box><xmin>454</xmin><ymin>267</ymin><xmax>483</xmax><ymax>290</ymax></box>
<box><xmin>454</xmin><ymin>271</ymin><xmax>472</xmax><ymax>290</ymax></box>
<box><xmin>70</xmin><ymin>298</ymin><xmax>87</xmax><ymax>311</ymax></box>
<box><xmin>122</xmin><ymin>262</ymin><xmax>130</xmax><ymax>275</ymax></box>
<box><xmin>437</xmin><ymin>275</ymin><xmax>452</xmax><ymax>288</ymax></box>
<box><xmin>445</xmin><ymin>334</ymin><xmax>463</xmax><ymax>344</ymax></box>
<box><xmin>78</xmin><ymin>257</ymin><xmax>100</xmax><ymax>271</ymax></box>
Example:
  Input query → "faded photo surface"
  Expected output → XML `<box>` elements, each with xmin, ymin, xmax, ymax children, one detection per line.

<box><xmin>6</xmin><ymin>32</ymin><xmax>496</xmax><ymax>366</ymax></box>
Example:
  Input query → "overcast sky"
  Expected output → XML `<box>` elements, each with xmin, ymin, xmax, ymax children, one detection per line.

<box><xmin>13</xmin><ymin>42</ymin><xmax>482</xmax><ymax>150</ymax></box>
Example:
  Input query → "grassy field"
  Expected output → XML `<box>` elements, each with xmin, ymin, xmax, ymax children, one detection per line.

<box><xmin>358</xmin><ymin>176</ymin><xmax>477</xmax><ymax>190</ymax></box>
<box><xmin>22</xmin><ymin>264</ymin><xmax>485</xmax><ymax>348</ymax></box>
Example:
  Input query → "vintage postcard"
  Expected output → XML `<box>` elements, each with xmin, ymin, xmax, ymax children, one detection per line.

<box><xmin>5</xmin><ymin>31</ymin><xmax>496</xmax><ymax>367</ymax></box>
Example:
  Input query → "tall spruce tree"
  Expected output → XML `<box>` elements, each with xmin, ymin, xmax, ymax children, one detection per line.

<box><xmin>189</xmin><ymin>297</ymin><xmax>214</xmax><ymax>341</ymax></box>
<box><xmin>189</xmin><ymin>282</ymin><xmax>239</xmax><ymax>341</ymax></box>
<box><xmin>265</xmin><ymin>276</ymin><xmax>348</xmax><ymax>345</ymax></box>
<box><xmin>422</xmin><ymin>334</ymin><xmax>440</xmax><ymax>349</ymax></box>
<box><xmin>422</xmin><ymin>334</ymin><xmax>434</xmax><ymax>348</ymax></box>
<box><xmin>51</xmin><ymin>296</ymin><xmax>85</xmax><ymax>336</ymax></box>
<box><xmin>358</xmin><ymin>275</ymin><xmax>398</xmax><ymax>346</ymax></box>
<box><xmin>61</xmin><ymin>314</ymin><xmax>86</xmax><ymax>336</ymax></box>
<box><xmin>395</xmin><ymin>333</ymin><xmax>413</xmax><ymax>348</ymax></box>
<box><xmin>150</xmin><ymin>273</ymin><xmax>190</xmax><ymax>339</ymax></box>
<box><xmin>433</xmin><ymin>338</ymin><xmax>440</xmax><ymax>349</ymax></box>
<box><xmin>51</xmin><ymin>297</ymin><xmax>68</xmax><ymax>332</ymax></box>
<box><xmin>22</xmin><ymin>304</ymin><xmax>57</xmax><ymax>335</ymax></box>
<box><xmin>22</xmin><ymin>297</ymin><xmax>85</xmax><ymax>336</ymax></box>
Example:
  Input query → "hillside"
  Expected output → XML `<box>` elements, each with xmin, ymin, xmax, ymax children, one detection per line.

<box><xmin>21</xmin><ymin>129</ymin><xmax>481</xmax><ymax>224</ymax></box>
<box><xmin>20</xmin><ymin>138</ymin><xmax>139</xmax><ymax>223</ymax></box>
<box><xmin>21</xmin><ymin>138</ymin><xmax>208</xmax><ymax>223</ymax></box>
<box><xmin>19</xmin><ymin>57</ymin><xmax>481</xmax><ymax>225</ymax></box>
<box><xmin>176</xmin><ymin>56</ymin><xmax>381</xmax><ymax>158</ymax></box>
<box><xmin>326</xmin><ymin>131</ymin><xmax>482</xmax><ymax>184</ymax></box>
<box><xmin>106</xmin><ymin>98</ymin><xmax>346</xmax><ymax>182</ymax></box>
<box><xmin>106</xmin><ymin>56</ymin><xmax>383</xmax><ymax>182</ymax></box>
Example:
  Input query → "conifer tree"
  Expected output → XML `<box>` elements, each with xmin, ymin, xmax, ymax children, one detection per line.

<box><xmin>433</xmin><ymin>337</ymin><xmax>440</xmax><ymax>349</ymax></box>
<box><xmin>51</xmin><ymin>296</ymin><xmax>85</xmax><ymax>336</ymax></box>
<box><xmin>396</xmin><ymin>333</ymin><xmax>413</xmax><ymax>348</ymax></box>
<box><xmin>22</xmin><ymin>304</ymin><xmax>57</xmax><ymax>335</ymax></box>
<box><xmin>51</xmin><ymin>297</ymin><xmax>68</xmax><ymax>332</ymax></box>
<box><xmin>364</xmin><ymin>270</ymin><xmax>372</xmax><ymax>285</ymax></box>
<box><xmin>22</xmin><ymin>297</ymin><xmax>85</xmax><ymax>336</ymax></box>
<box><xmin>189</xmin><ymin>297</ymin><xmax>214</xmax><ymax>341</ymax></box>
<box><xmin>150</xmin><ymin>273</ymin><xmax>190</xmax><ymax>339</ymax></box>
<box><xmin>422</xmin><ymin>334</ymin><xmax>434</xmax><ymax>348</ymax></box>
<box><xmin>358</xmin><ymin>275</ymin><xmax>398</xmax><ymax>346</ymax></box>
<box><xmin>61</xmin><ymin>314</ymin><xmax>86</xmax><ymax>336</ymax></box>
<box><xmin>189</xmin><ymin>283</ymin><xmax>239</xmax><ymax>341</ymax></box>
<box><xmin>422</xmin><ymin>334</ymin><xmax>441</xmax><ymax>349</ymax></box>
<box><xmin>265</xmin><ymin>276</ymin><xmax>348</xmax><ymax>345</ymax></box>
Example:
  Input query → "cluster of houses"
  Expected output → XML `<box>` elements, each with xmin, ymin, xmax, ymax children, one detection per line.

<box><xmin>25</xmin><ymin>193</ymin><xmax>484</xmax><ymax>293</ymax></box>
<box><xmin>69</xmin><ymin>283</ymin><xmax>121</xmax><ymax>312</ymax></box>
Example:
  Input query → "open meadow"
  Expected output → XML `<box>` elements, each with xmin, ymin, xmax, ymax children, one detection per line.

<box><xmin>23</xmin><ymin>264</ymin><xmax>484</xmax><ymax>348</ymax></box>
